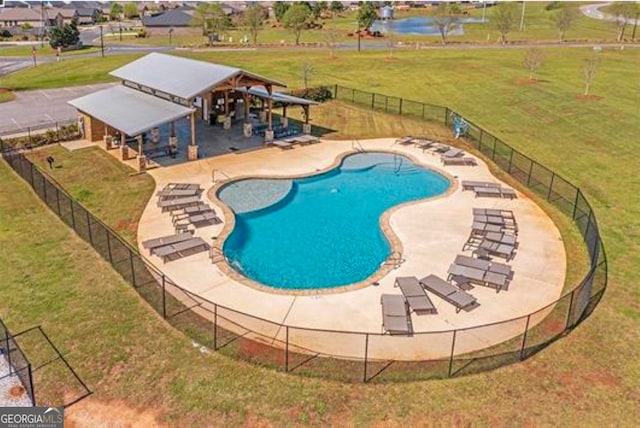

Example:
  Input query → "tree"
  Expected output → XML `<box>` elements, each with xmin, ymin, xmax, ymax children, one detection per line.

<box><xmin>312</xmin><ymin>1</ymin><xmax>328</xmax><ymax>20</ymax></box>
<box><xmin>582</xmin><ymin>56</ymin><xmax>599</xmax><ymax>96</ymax></box>
<box><xmin>329</xmin><ymin>1</ymin><xmax>344</xmax><ymax>15</ymax></box>
<box><xmin>523</xmin><ymin>48</ymin><xmax>543</xmax><ymax>80</ymax></box>
<box><xmin>324</xmin><ymin>29</ymin><xmax>340</xmax><ymax>59</ymax></box>
<box><xmin>551</xmin><ymin>3</ymin><xmax>577</xmax><ymax>42</ymax></box>
<box><xmin>243</xmin><ymin>4</ymin><xmax>265</xmax><ymax>45</ymax></box>
<box><xmin>610</xmin><ymin>1</ymin><xmax>637</xmax><ymax>42</ymax></box>
<box><xmin>432</xmin><ymin>2</ymin><xmax>462</xmax><ymax>45</ymax></box>
<box><xmin>109</xmin><ymin>2</ymin><xmax>123</xmax><ymax>20</ymax></box>
<box><xmin>301</xmin><ymin>63</ymin><xmax>314</xmax><ymax>89</ymax></box>
<box><xmin>190</xmin><ymin>3</ymin><xmax>230</xmax><ymax>39</ymax></box>
<box><xmin>123</xmin><ymin>2</ymin><xmax>139</xmax><ymax>19</ymax></box>
<box><xmin>493</xmin><ymin>2</ymin><xmax>518</xmax><ymax>44</ymax></box>
<box><xmin>282</xmin><ymin>3</ymin><xmax>311</xmax><ymax>46</ymax></box>
<box><xmin>273</xmin><ymin>1</ymin><xmax>290</xmax><ymax>22</ymax></box>
<box><xmin>48</xmin><ymin>22</ymin><xmax>79</xmax><ymax>49</ymax></box>
<box><xmin>385</xmin><ymin>32</ymin><xmax>396</xmax><ymax>58</ymax></box>
<box><xmin>357</xmin><ymin>1</ymin><xmax>378</xmax><ymax>30</ymax></box>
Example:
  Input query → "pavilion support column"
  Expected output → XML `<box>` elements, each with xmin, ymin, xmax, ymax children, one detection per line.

<box><xmin>119</xmin><ymin>132</ymin><xmax>129</xmax><ymax>160</ymax></box>
<box><xmin>223</xmin><ymin>90</ymin><xmax>231</xmax><ymax>130</ymax></box>
<box><xmin>302</xmin><ymin>106</ymin><xmax>311</xmax><ymax>135</ymax></box>
<box><xmin>136</xmin><ymin>135</ymin><xmax>146</xmax><ymax>172</ymax></box>
<box><xmin>243</xmin><ymin>91</ymin><xmax>252</xmax><ymax>138</ymax></box>
<box><xmin>188</xmin><ymin>112</ymin><xmax>198</xmax><ymax>161</ymax></box>
<box><xmin>265</xmin><ymin>96</ymin><xmax>274</xmax><ymax>142</ymax></box>
<box><xmin>259</xmin><ymin>98</ymin><xmax>267</xmax><ymax>123</ymax></box>
<box><xmin>282</xmin><ymin>105</ymin><xmax>288</xmax><ymax>128</ymax></box>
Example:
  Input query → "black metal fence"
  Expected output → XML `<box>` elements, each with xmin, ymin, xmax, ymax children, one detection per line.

<box><xmin>0</xmin><ymin>318</ymin><xmax>35</xmax><ymax>405</ymax></box>
<box><xmin>0</xmin><ymin>86</ymin><xmax>607</xmax><ymax>382</ymax></box>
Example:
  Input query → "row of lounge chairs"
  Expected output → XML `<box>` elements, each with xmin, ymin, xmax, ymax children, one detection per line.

<box><xmin>142</xmin><ymin>183</ymin><xmax>221</xmax><ymax>263</ymax></box>
<box><xmin>269</xmin><ymin>134</ymin><xmax>319</xmax><ymax>150</ymax></box>
<box><xmin>461</xmin><ymin>180</ymin><xmax>517</xmax><ymax>199</ymax></box>
<box><xmin>394</xmin><ymin>136</ymin><xmax>477</xmax><ymax>166</ymax></box>
<box><xmin>447</xmin><ymin>254</ymin><xmax>514</xmax><ymax>292</ymax></box>
<box><xmin>468</xmin><ymin>208</ymin><xmax>518</xmax><ymax>261</ymax></box>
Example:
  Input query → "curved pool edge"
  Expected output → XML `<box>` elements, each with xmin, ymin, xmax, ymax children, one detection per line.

<box><xmin>206</xmin><ymin>149</ymin><xmax>459</xmax><ymax>296</ymax></box>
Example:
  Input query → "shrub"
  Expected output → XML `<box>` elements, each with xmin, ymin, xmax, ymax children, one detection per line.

<box><xmin>0</xmin><ymin>29</ymin><xmax>12</xmax><ymax>38</ymax></box>
<box><xmin>2</xmin><ymin>124</ymin><xmax>80</xmax><ymax>151</ymax></box>
<box><xmin>288</xmin><ymin>86</ymin><xmax>333</xmax><ymax>102</ymax></box>
<box><xmin>545</xmin><ymin>2</ymin><xmax>563</xmax><ymax>11</ymax></box>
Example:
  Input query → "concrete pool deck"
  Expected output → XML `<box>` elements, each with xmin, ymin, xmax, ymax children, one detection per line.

<box><xmin>136</xmin><ymin>138</ymin><xmax>567</xmax><ymax>360</ymax></box>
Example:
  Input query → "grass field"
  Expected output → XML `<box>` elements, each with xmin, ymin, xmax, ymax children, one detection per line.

<box><xmin>0</xmin><ymin>45</ymin><xmax>100</xmax><ymax>57</ymax></box>
<box><xmin>1</xmin><ymin>46</ymin><xmax>639</xmax><ymax>424</ymax></box>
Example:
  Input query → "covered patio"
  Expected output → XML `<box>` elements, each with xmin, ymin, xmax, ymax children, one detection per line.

<box><xmin>68</xmin><ymin>53</ymin><xmax>318</xmax><ymax>170</ymax></box>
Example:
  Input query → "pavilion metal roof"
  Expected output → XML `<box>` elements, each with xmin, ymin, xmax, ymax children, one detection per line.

<box><xmin>236</xmin><ymin>87</ymin><xmax>319</xmax><ymax>106</ymax></box>
<box><xmin>68</xmin><ymin>85</ymin><xmax>194</xmax><ymax>136</ymax></box>
<box><xmin>109</xmin><ymin>53</ymin><xmax>286</xmax><ymax>100</ymax></box>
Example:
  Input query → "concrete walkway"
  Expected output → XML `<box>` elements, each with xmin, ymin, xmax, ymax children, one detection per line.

<box><xmin>135</xmin><ymin>138</ymin><xmax>567</xmax><ymax>360</ymax></box>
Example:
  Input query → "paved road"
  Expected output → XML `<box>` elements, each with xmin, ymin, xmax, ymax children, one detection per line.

<box><xmin>0</xmin><ymin>83</ymin><xmax>114</xmax><ymax>135</ymax></box>
<box><xmin>580</xmin><ymin>2</ymin><xmax>640</xmax><ymax>25</ymax></box>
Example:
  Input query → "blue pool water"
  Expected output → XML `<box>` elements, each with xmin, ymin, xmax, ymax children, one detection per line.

<box><xmin>371</xmin><ymin>17</ymin><xmax>485</xmax><ymax>36</ymax></box>
<box><xmin>219</xmin><ymin>153</ymin><xmax>450</xmax><ymax>290</ymax></box>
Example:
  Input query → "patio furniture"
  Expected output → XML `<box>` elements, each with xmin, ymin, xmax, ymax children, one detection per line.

<box><xmin>475</xmin><ymin>239</ymin><xmax>515</xmax><ymax>261</ymax></box>
<box><xmin>473</xmin><ymin>208</ymin><xmax>515</xmax><ymax>219</ymax></box>
<box><xmin>157</xmin><ymin>196</ymin><xmax>202</xmax><ymax>212</ymax></box>
<box><xmin>294</xmin><ymin>134</ymin><xmax>319</xmax><ymax>145</ymax></box>
<box><xmin>471</xmin><ymin>221</ymin><xmax>506</xmax><ymax>235</ymax></box>
<box><xmin>153</xmin><ymin>237</ymin><xmax>210</xmax><ymax>263</ymax></box>
<box><xmin>142</xmin><ymin>232</ymin><xmax>194</xmax><ymax>255</ymax></box>
<box><xmin>441</xmin><ymin>148</ymin><xmax>464</xmax><ymax>158</ymax></box>
<box><xmin>395</xmin><ymin>136</ymin><xmax>414</xmax><ymax>145</ymax></box>
<box><xmin>484</xmin><ymin>231</ymin><xmax>517</xmax><ymax>246</ymax></box>
<box><xmin>415</xmin><ymin>138</ymin><xmax>437</xmax><ymax>151</ymax></box>
<box><xmin>447</xmin><ymin>263</ymin><xmax>486</xmax><ymax>283</ymax></box>
<box><xmin>174</xmin><ymin>211</ymin><xmax>223</xmax><ymax>232</ymax></box>
<box><xmin>395</xmin><ymin>277</ymin><xmax>437</xmax><ymax>315</ymax></box>
<box><xmin>461</xmin><ymin>181</ymin><xmax>501</xmax><ymax>191</ymax></box>
<box><xmin>172</xmin><ymin>203</ymin><xmax>215</xmax><ymax>221</ymax></box>
<box><xmin>454</xmin><ymin>254</ymin><xmax>491</xmax><ymax>271</ymax></box>
<box><xmin>166</xmin><ymin>183</ymin><xmax>202</xmax><ymax>191</ymax></box>
<box><xmin>443</xmin><ymin>157</ymin><xmax>478</xmax><ymax>166</ymax></box>
<box><xmin>381</xmin><ymin>294</ymin><xmax>412</xmax><ymax>335</ymax></box>
<box><xmin>473</xmin><ymin>186</ymin><xmax>503</xmax><ymax>198</ymax></box>
<box><xmin>419</xmin><ymin>274</ymin><xmax>477</xmax><ymax>313</ymax></box>
<box><xmin>157</xmin><ymin>188</ymin><xmax>202</xmax><ymax>200</ymax></box>
<box><xmin>501</xmin><ymin>187</ymin><xmax>517</xmax><ymax>199</ymax></box>
<box><xmin>449</xmin><ymin>256</ymin><xmax>512</xmax><ymax>292</ymax></box>
<box><xmin>270</xmin><ymin>140</ymin><xmax>294</xmax><ymax>150</ymax></box>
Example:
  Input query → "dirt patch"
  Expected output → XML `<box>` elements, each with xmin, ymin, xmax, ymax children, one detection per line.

<box><xmin>383</xmin><ymin>57</ymin><xmax>400</xmax><ymax>63</ymax></box>
<box><xmin>513</xmin><ymin>77</ymin><xmax>545</xmax><ymax>86</ymax></box>
<box><xmin>576</xmin><ymin>94</ymin><xmax>602</xmax><ymax>102</ymax></box>
<box><xmin>65</xmin><ymin>397</ymin><xmax>164</xmax><ymax>428</ymax></box>
<box><xmin>582</xmin><ymin>370</ymin><xmax>622</xmax><ymax>388</ymax></box>
<box><xmin>8</xmin><ymin>385</ymin><xmax>26</xmax><ymax>398</ymax></box>
<box><xmin>0</xmin><ymin>88</ymin><xmax>10</xmax><ymax>93</ymax></box>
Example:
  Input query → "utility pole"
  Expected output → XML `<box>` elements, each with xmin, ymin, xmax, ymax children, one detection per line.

<box><xmin>482</xmin><ymin>1</ymin><xmax>487</xmax><ymax>23</ymax></box>
<box><xmin>357</xmin><ymin>22</ymin><xmax>361</xmax><ymax>52</ymax></box>
<box><xmin>40</xmin><ymin>0</ymin><xmax>45</xmax><ymax>47</ymax></box>
<box><xmin>119</xmin><ymin>21</ymin><xmax>122</xmax><ymax>41</ymax></box>
<box><xmin>519</xmin><ymin>1</ymin><xmax>526</xmax><ymax>32</ymax></box>
<box><xmin>632</xmin><ymin>10</ymin><xmax>639</xmax><ymax>41</ymax></box>
<box><xmin>31</xmin><ymin>46</ymin><xmax>37</xmax><ymax>67</ymax></box>
<box><xmin>100</xmin><ymin>25</ymin><xmax>104</xmax><ymax>57</ymax></box>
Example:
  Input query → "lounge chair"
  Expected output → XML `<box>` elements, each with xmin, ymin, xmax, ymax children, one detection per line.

<box><xmin>295</xmin><ymin>134</ymin><xmax>319</xmax><ymax>145</ymax></box>
<box><xmin>501</xmin><ymin>187</ymin><xmax>517</xmax><ymax>199</ymax></box>
<box><xmin>380</xmin><ymin>294</ymin><xmax>412</xmax><ymax>335</ymax></box>
<box><xmin>475</xmin><ymin>239</ymin><xmax>515</xmax><ymax>261</ymax></box>
<box><xmin>443</xmin><ymin>156</ymin><xmax>477</xmax><ymax>166</ymax></box>
<box><xmin>471</xmin><ymin>221</ymin><xmax>506</xmax><ymax>235</ymax></box>
<box><xmin>473</xmin><ymin>186</ymin><xmax>503</xmax><ymax>198</ymax></box>
<box><xmin>395</xmin><ymin>136</ymin><xmax>414</xmax><ymax>145</ymax></box>
<box><xmin>441</xmin><ymin>148</ymin><xmax>464</xmax><ymax>158</ymax></box>
<box><xmin>270</xmin><ymin>140</ymin><xmax>294</xmax><ymax>150</ymax></box>
<box><xmin>142</xmin><ymin>232</ymin><xmax>194</xmax><ymax>255</ymax></box>
<box><xmin>157</xmin><ymin>196</ymin><xmax>202</xmax><ymax>212</ymax></box>
<box><xmin>172</xmin><ymin>203</ymin><xmax>215</xmax><ymax>221</ymax></box>
<box><xmin>447</xmin><ymin>263</ymin><xmax>486</xmax><ymax>283</ymax></box>
<box><xmin>157</xmin><ymin>188</ymin><xmax>202</xmax><ymax>200</ymax></box>
<box><xmin>461</xmin><ymin>181</ymin><xmax>501</xmax><ymax>191</ymax></box>
<box><xmin>449</xmin><ymin>256</ymin><xmax>512</xmax><ymax>292</ymax></box>
<box><xmin>166</xmin><ymin>183</ymin><xmax>202</xmax><ymax>191</ymax></box>
<box><xmin>395</xmin><ymin>277</ymin><xmax>437</xmax><ymax>315</ymax></box>
<box><xmin>174</xmin><ymin>211</ymin><xmax>223</xmax><ymax>232</ymax></box>
<box><xmin>454</xmin><ymin>254</ymin><xmax>491</xmax><ymax>271</ymax></box>
<box><xmin>419</xmin><ymin>275</ymin><xmax>477</xmax><ymax>313</ymax></box>
<box><xmin>473</xmin><ymin>208</ymin><xmax>515</xmax><ymax>219</ymax></box>
<box><xmin>153</xmin><ymin>237</ymin><xmax>209</xmax><ymax>263</ymax></box>
<box><xmin>484</xmin><ymin>231</ymin><xmax>517</xmax><ymax>246</ymax></box>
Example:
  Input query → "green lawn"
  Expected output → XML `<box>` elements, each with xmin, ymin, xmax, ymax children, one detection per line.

<box><xmin>1</xmin><ymin>46</ymin><xmax>639</xmax><ymax>424</ymax></box>
<box><xmin>0</xmin><ymin>45</ymin><xmax>100</xmax><ymax>57</ymax></box>
<box><xmin>0</xmin><ymin>90</ymin><xmax>15</xmax><ymax>103</ymax></box>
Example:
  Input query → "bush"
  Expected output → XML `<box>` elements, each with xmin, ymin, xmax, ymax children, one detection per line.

<box><xmin>289</xmin><ymin>86</ymin><xmax>333</xmax><ymax>102</ymax></box>
<box><xmin>545</xmin><ymin>2</ymin><xmax>563</xmax><ymax>11</ymax></box>
<box><xmin>0</xmin><ymin>29</ymin><xmax>12</xmax><ymax>38</ymax></box>
<box><xmin>2</xmin><ymin>124</ymin><xmax>80</xmax><ymax>151</ymax></box>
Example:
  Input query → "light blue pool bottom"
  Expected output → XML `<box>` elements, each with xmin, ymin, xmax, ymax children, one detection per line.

<box><xmin>218</xmin><ymin>152</ymin><xmax>451</xmax><ymax>290</ymax></box>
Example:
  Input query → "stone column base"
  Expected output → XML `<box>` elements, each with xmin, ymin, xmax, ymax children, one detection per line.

<box><xmin>265</xmin><ymin>130</ymin><xmax>274</xmax><ymax>142</ymax></box>
<box><xmin>120</xmin><ymin>144</ymin><xmax>129</xmax><ymax>160</ymax></box>
<box><xmin>259</xmin><ymin>111</ymin><xmax>267</xmax><ymax>122</ymax></box>
<box><xmin>303</xmin><ymin>123</ymin><xmax>311</xmax><ymax>135</ymax></box>
<box><xmin>138</xmin><ymin>155</ymin><xmax>147</xmax><ymax>172</ymax></box>
<box><xmin>103</xmin><ymin>135</ymin><xmax>112</xmax><ymax>150</ymax></box>
<box><xmin>243</xmin><ymin>123</ymin><xmax>253</xmax><ymax>138</ymax></box>
<box><xmin>188</xmin><ymin>145</ymin><xmax>198</xmax><ymax>161</ymax></box>
<box><xmin>223</xmin><ymin>117</ymin><xmax>232</xmax><ymax>130</ymax></box>
<box><xmin>282</xmin><ymin>117</ymin><xmax>289</xmax><ymax>128</ymax></box>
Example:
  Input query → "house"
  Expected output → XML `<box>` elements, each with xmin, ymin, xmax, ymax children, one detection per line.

<box><xmin>141</xmin><ymin>6</ymin><xmax>194</xmax><ymax>34</ymax></box>
<box><xmin>0</xmin><ymin>7</ymin><xmax>44</xmax><ymax>28</ymax></box>
<box><xmin>76</xmin><ymin>7</ymin><xmax>102</xmax><ymax>25</ymax></box>
<box><xmin>46</xmin><ymin>7</ymin><xmax>78</xmax><ymax>26</ymax></box>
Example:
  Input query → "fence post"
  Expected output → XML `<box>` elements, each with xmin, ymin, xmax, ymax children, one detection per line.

<box><xmin>106</xmin><ymin>229</ymin><xmax>113</xmax><ymax>264</ymax></box>
<box><xmin>42</xmin><ymin>175</ymin><xmax>47</xmax><ymax>202</ymax></box>
<box><xmin>491</xmin><ymin>139</ymin><xmax>498</xmax><ymax>160</ymax></box>
<box><xmin>519</xmin><ymin>315</ymin><xmax>531</xmax><ymax>360</ymax></box>
<box><xmin>363</xmin><ymin>333</ymin><xmax>369</xmax><ymax>382</ymax></box>
<box><xmin>29</xmin><ymin>161</ymin><xmax>34</xmax><ymax>187</ymax></box>
<box><xmin>129</xmin><ymin>250</ymin><xmax>136</xmax><ymax>287</ymax></box>
<box><xmin>507</xmin><ymin>149</ymin><xmax>514</xmax><ymax>173</ymax></box>
<box><xmin>448</xmin><ymin>330</ymin><xmax>457</xmax><ymax>377</ymax></box>
<box><xmin>444</xmin><ymin>108</ymin><xmax>450</xmax><ymax>126</ymax></box>
<box><xmin>547</xmin><ymin>173</ymin><xmax>556</xmax><ymax>200</ymax></box>
<box><xmin>28</xmin><ymin>127</ymin><xmax>32</xmax><ymax>146</ymax></box>
<box><xmin>572</xmin><ymin>189</ymin><xmax>581</xmax><ymax>220</ymax></box>
<box><xmin>384</xmin><ymin>96</ymin><xmax>388</xmax><ymax>113</ymax></box>
<box><xmin>565</xmin><ymin>289</ymin><xmax>576</xmax><ymax>330</ymax></box>
<box><xmin>70</xmin><ymin>198</ymin><xmax>76</xmax><ymax>230</ymax></box>
<box><xmin>55</xmin><ymin>187</ymin><xmax>61</xmax><ymax>215</ymax></box>
<box><xmin>285</xmin><ymin>326</ymin><xmax>289</xmax><ymax>372</ymax></box>
<box><xmin>6</xmin><ymin>334</ymin><xmax>11</xmax><ymax>376</ymax></box>
<box><xmin>526</xmin><ymin>160</ymin><xmax>534</xmax><ymax>186</ymax></box>
<box><xmin>371</xmin><ymin>93</ymin><xmax>375</xmax><ymax>109</ymax></box>
<box><xmin>584</xmin><ymin>210</ymin><xmax>593</xmax><ymax>243</ymax></box>
<box><xmin>161</xmin><ymin>275</ymin><xmax>167</xmax><ymax>318</ymax></box>
<box><xmin>399</xmin><ymin>98</ymin><xmax>403</xmax><ymax>115</ymax></box>
<box><xmin>86</xmin><ymin>210</ymin><xmax>93</xmax><ymax>245</ymax></box>
<box><xmin>478</xmin><ymin>129</ymin><xmax>483</xmax><ymax>151</ymax></box>
<box><xmin>351</xmin><ymin>88</ymin><xmax>355</xmax><ymax>102</ymax></box>
<box><xmin>28</xmin><ymin>363</ymin><xmax>35</xmax><ymax>406</ymax></box>
<box><xmin>213</xmin><ymin>304</ymin><xmax>218</xmax><ymax>350</ymax></box>
<box><xmin>334</xmin><ymin>84</ymin><xmax>338</xmax><ymax>99</ymax></box>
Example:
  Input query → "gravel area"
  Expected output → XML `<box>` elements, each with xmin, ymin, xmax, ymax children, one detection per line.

<box><xmin>0</xmin><ymin>356</ymin><xmax>32</xmax><ymax>407</ymax></box>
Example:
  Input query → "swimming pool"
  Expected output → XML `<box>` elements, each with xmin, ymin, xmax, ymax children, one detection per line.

<box><xmin>370</xmin><ymin>17</ymin><xmax>484</xmax><ymax>36</ymax></box>
<box><xmin>218</xmin><ymin>152</ymin><xmax>451</xmax><ymax>290</ymax></box>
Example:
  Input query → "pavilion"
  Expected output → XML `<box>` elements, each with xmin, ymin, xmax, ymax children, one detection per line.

<box><xmin>68</xmin><ymin>53</ymin><xmax>317</xmax><ymax>169</ymax></box>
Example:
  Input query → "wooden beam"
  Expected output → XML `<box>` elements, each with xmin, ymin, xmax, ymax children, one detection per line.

<box><xmin>190</xmin><ymin>112</ymin><xmax>196</xmax><ymax>146</ymax></box>
<box><xmin>224</xmin><ymin>90</ymin><xmax>229</xmax><ymax>116</ymax></box>
<box><xmin>266</xmin><ymin>84</ymin><xmax>273</xmax><ymax>130</ymax></box>
<box><xmin>243</xmin><ymin>89</ymin><xmax>250</xmax><ymax>123</ymax></box>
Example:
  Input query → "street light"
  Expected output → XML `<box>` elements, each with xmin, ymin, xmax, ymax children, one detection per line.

<box><xmin>169</xmin><ymin>27</ymin><xmax>174</xmax><ymax>45</ymax></box>
<box><xmin>100</xmin><ymin>25</ymin><xmax>104</xmax><ymax>57</ymax></box>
